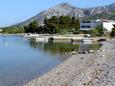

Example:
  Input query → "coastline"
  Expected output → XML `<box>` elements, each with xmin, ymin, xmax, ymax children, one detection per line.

<box><xmin>0</xmin><ymin>33</ymin><xmax>24</xmax><ymax>36</ymax></box>
<box><xmin>0</xmin><ymin>33</ymin><xmax>110</xmax><ymax>43</ymax></box>
<box><xmin>25</xmin><ymin>38</ymin><xmax>115</xmax><ymax>86</ymax></box>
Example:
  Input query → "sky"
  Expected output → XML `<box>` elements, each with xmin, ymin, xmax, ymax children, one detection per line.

<box><xmin>0</xmin><ymin>0</ymin><xmax>115</xmax><ymax>27</ymax></box>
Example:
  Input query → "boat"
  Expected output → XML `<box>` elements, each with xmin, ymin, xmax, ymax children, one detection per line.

<box><xmin>36</xmin><ymin>36</ymin><xmax>49</xmax><ymax>43</ymax></box>
<box><xmin>82</xmin><ymin>38</ymin><xmax>93</xmax><ymax>44</ymax></box>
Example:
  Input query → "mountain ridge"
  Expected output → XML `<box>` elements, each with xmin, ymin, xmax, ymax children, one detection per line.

<box><xmin>16</xmin><ymin>2</ymin><xmax>115</xmax><ymax>27</ymax></box>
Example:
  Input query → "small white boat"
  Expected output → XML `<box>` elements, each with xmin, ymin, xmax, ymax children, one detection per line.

<box><xmin>36</xmin><ymin>37</ymin><xmax>49</xmax><ymax>43</ymax></box>
<box><xmin>82</xmin><ymin>38</ymin><xmax>93</xmax><ymax>44</ymax></box>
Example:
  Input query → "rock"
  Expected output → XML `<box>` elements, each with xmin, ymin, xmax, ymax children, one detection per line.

<box><xmin>81</xmin><ymin>57</ymin><xmax>84</xmax><ymax>59</ymax></box>
<box><xmin>89</xmin><ymin>50</ymin><xmax>95</xmax><ymax>53</ymax></box>
<box><xmin>71</xmin><ymin>51</ymin><xmax>76</xmax><ymax>54</ymax></box>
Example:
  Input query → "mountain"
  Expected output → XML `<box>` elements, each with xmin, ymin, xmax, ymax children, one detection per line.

<box><xmin>84</xmin><ymin>2</ymin><xmax>115</xmax><ymax>20</ymax></box>
<box><xmin>17</xmin><ymin>2</ymin><xmax>115</xmax><ymax>27</ymax></box>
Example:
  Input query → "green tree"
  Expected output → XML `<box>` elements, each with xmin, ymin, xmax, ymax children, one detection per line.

<box><xmin>43</xmin><ymin>16</ymin><xmax>80</xmax><ymax>34</ymax></box>
<box><xmin>95</xmin><ymin>25</ymin><xmax>104</xmax><ymax>36</ymax></box>
<box><xmin>87</xmin><ymin>25</ymin><xmax>105</xmax><ymax>37</ymax></box>
<box><xmin>2</xmin><ymin>26</ymin><xmax>24</xmax><ymax>34</ymax></box>
<box><xmin>24</xmin><ymin>20</ymin><xmax>39</xmax><ymax>33</ymax></box>
<box><xmin>89</xmin><ymin>29</ymin><xmax>98</xmax><ymax>37</ymax></box>
<box><xmin>70</xmin><ymin>17</ymin><xmax>80</xmax><ymax>33</ymax></box>
<box><xmin>110</xmin><ymin>25</ymin><xmax>115</xmax><ymax>37</ymax></box>
<box><xmin>28</xmin><ymin>21</ymin><xmax>39</xmax><ymax>33</ymax></box>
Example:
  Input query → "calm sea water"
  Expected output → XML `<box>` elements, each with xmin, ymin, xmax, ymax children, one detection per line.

<box><xmin>0</xmin><ymin>36</ymin><xmax>101</xmax><ymax>86</ymax></box>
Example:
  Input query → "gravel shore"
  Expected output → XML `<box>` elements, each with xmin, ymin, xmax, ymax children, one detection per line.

<box><xmin>25</xmin><ymin>39</ymin><xmax>115</xmax><ymax>86</ymax></box>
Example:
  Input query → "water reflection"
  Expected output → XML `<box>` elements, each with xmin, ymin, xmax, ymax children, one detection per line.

<box><xmin>29</xmin><ymin>38</ymin><xmax>102</xmax><ymax>55</ymax></box>
<box><xmin>0</xmin><ymin>36</ymin><xmax>8</xmax><ymax>46</ymax></box>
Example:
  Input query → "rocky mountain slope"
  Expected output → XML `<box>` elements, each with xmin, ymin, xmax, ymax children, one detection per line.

<box><xmin>17</xmin><ymin>2</ymin><xmax>115</xmax><ymax>26</ymax></box>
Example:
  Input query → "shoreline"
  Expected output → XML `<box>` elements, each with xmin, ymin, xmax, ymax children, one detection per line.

<box><xmin>25</xmin><ymin>39</ymin><xmax>115</xmax><ymax>86</ymax></box>
<box><xmin>0</xmin><ymin>33</ymin><xmax>24</xmax><ymax>36</ymax></box>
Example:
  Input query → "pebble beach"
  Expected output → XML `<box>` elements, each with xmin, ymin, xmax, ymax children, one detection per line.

<box><xmin>25</xmin><ymin>39</ymin><xmax>115</xmax><ymax>86</ymax></box>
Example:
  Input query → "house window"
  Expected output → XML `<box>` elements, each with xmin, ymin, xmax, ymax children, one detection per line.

<box><xmin>82</xmin><ymin>21</ymin><xmax>86</xmax><ymax>23</ymax></box>
<box><xmin>86</xmin><ymin>26</ymin><xmax>91</xmax><ymax>28</ymax></box>
<box><xmin>81</xmin><ymin>26</ymin><xmax>85</xmax><ymax>28</ymax></box>
<box><xmin>86</xmin><ymin>21</ymin><xmax>91</xmax><ymax>23</ymax></box>
<box><xmin>82</xmin><ymin>21</ymin><xmax>91</xmax><ymax>23</ymax></box>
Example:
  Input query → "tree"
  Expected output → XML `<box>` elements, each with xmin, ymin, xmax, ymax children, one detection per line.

<box><xmin>43</xmin><ymin>16</ymin><xmax>80</xmax><ymax>34</ymax></box>
<box><xmin>70</xmin><ymin>17</ymin><xmax>80</xmax><ymax>33</ymax></box>
<box><xmin>24</xmin><ymin>20</ymin><xmax>39</xmax><ymax>33</ymax></box>
<box><xmin>28</xmin><ymin>21</ymin><xmax>39</xmax><ymax>33</ymax></box>
<box><xmin>87</xmin><ymin>25</ymin><xmax>105</xmax><ymax>37</ymax></box>
<box><xmin>95</xmin><ymin>25</ymin><xmax>104</xmax><ymax>36</ymax></box>
<box><xmin>89</xmin><ymin>29</ymin><xmax>98</xmax><ymax>37</ymax></box>
<box><xmin>2</xmin><ymin>26</ymin><xmax>24</xmax><ymax>34</ymax></box>
<box><xmin>110</xmin><ymin>25</ymin><xmax>115</xmax><ymax>37</ymax></box>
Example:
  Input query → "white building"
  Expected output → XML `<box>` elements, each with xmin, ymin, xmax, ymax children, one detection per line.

<box><xmin>80</xmin><ymin>19</ymin><xmax>115</xmax><ymax>32</ymax></box>
<box><xmin>102</xmin><ymin>20</ymin><xmax>115</xmax><ymax>32</ymax></box>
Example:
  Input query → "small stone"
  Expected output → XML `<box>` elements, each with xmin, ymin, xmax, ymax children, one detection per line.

<box><xmin>83</xmin><ymin>83</ymin><xmax>86</xmax><ymax>85</ymax></box>
<box><xmin>81</xmin><ymin>57</ymin><xmax>84</xmax><ymax>59</ymax></box>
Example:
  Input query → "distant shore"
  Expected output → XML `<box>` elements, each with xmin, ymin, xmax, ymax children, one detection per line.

<box><xmin>0</xmin><ymin>33</ymin><xmax>24</xmax><ymax>36</ymax></box>
<box><xmin>25</xmin><ymin>38</ymin><xmax>115</xmax><ymax>86</ymax></box>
